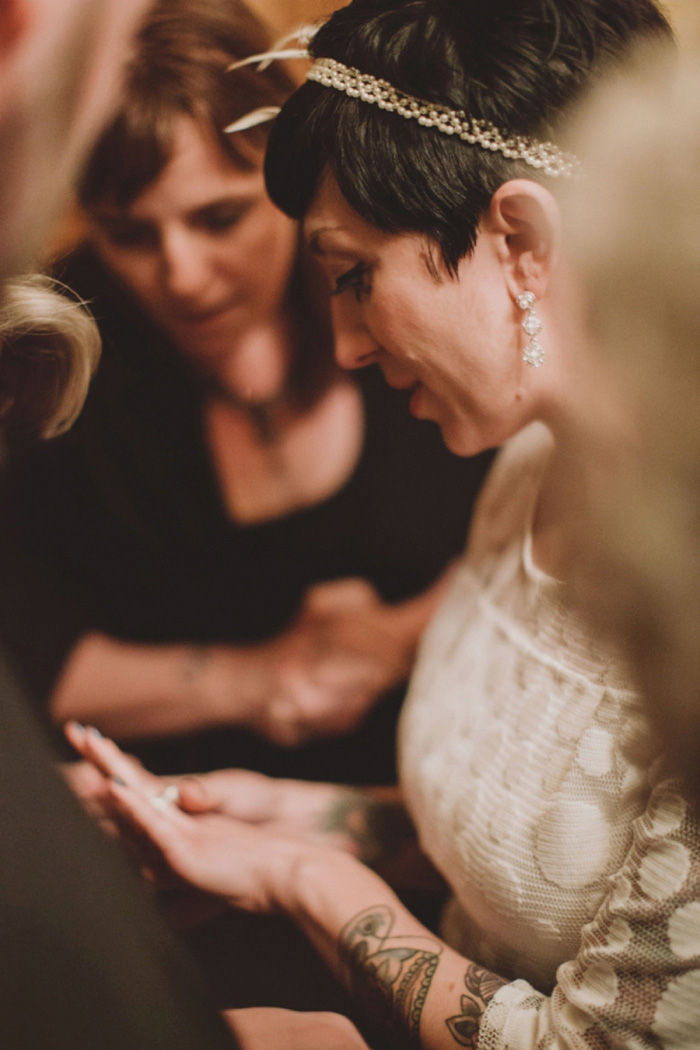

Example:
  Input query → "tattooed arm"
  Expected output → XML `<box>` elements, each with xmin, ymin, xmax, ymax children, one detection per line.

<box><xmin>343</xmin><ymin>907</ymin><xmax>507</xmax><ymax>1048</ymax></box>
<box><xmin>124</xmin><ymin>796</ymin><xmax>504</xmax><ymax>1048</ymax></box>
<box><xmin>74</xmin><ymin>730</ymin><xmax>506</xmax><ymax>1048</ymax></box>
<box><xmin>287</xmin><ymin>857</ymin><xmax>507</xmax><ymax>1050</ymax></box>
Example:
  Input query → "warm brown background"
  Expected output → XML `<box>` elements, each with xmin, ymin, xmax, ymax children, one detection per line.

<box><xmin>252</xmin><ymin>0</ymin><xmax>700</xmax><ymax>45</ymax></box>
<box><xmin>664</xmin><ymin>0</ymin><xmax>700</xmax><ymax>47</ymax></box>
<box><xmin>46</xmin><ymin>0</ymin><xmax>700</xmax><ymax>259</ymax></box>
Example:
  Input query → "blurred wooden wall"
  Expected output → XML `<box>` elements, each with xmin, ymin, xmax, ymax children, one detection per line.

<box><xmin>255</xmin><ymin>0</ymin><xmax>700</xmax><ymax>43</ymax></box>
<box><xmin>247</xmin><ymin>0</ymin><xmax>337</xmax><ymax>35</ymax></box>
<box><xmin>665</xmin><ymin>0</ymin><xmax>700</xmax><ymax>48</ymax></box>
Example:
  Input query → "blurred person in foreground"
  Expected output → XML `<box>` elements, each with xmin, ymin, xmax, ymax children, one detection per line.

<box><xmin>0</xmin><ymin>0</ymin><xmax>367</xmax><ymax>1046</ymax></box>
<box><xmin>562</xmin><ymin>48</ymin><xmax>700</xmax><ymax>809</ymax></box>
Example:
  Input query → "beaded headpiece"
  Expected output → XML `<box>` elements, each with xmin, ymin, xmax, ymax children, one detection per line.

<box><xmin>225</xmin><ymin>29</ymin><xmax>580</xmax><ymax>179</ymax></box>
<box><xmin>306</xmin><ymin>58</ymin><xmax>580</xmax><ymax>179</ymax></box>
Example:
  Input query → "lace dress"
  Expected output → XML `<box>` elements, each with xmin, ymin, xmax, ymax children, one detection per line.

<box><xmin>399</xmin><ymin>422</ymin><xmax>700</xmax><ymax>1049</ymax></box>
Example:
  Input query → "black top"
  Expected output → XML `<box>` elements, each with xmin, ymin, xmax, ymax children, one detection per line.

<box><xmin>0</xmin><ymin>247</ymin><xmax>494</xmax><ymax>779</ymax></box>
<box><xmin>0</xmin><ymin>646</ymin><xmax>238</xmax><ymax>1050</ymax></box>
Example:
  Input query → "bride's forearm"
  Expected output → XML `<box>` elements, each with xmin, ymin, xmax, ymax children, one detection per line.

<box><xmin>278</xmin><ymin>850</ymin><xmax>506</xmax><ymax>1050</ymax></box>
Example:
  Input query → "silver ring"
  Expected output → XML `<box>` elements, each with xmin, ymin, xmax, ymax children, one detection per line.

<box><xmin>150</xmin><ymin>783</ymin><xmax>180</xmax><ymax>811</ymax></box>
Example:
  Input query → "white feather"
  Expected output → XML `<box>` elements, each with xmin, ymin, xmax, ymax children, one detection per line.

<box><xmin>223</xmin><ymin>106</ymin><xmax>281</xmax><ymax>134</ymax></box>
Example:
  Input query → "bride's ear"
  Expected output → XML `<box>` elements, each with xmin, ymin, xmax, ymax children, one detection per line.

<box><xmin>487</xmin><ymin>179</ymin><xmax>561</xmax><ymax>302</ymax></box>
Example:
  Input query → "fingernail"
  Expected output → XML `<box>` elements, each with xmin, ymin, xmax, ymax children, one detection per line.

<box><xmin>112</xmin><ymin>776</ymin><xmax>126</xmax><ymax>787</ymax></box>
<box><xmin>87</xmin><ymin>726</ymin><xmax>103</xmax><ymax>738</ymax></box>
<box><xmin>68</xmin><ymin>721</ymin><xmax>85</xmax><ymax>733</ymax></box>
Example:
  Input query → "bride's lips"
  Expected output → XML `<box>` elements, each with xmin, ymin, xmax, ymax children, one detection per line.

<box><xmin>409</xmin><ymin>382</ymin><xmax>424</xmax><ymax>416</ymax></box>
<box><xmin>384</xmin><ymin>373</ymin><xmax>417</xmax><ymax>392</ymax></box>
<box><xmin>382</xmin><ymin>372</ymin><xmax>426</xmax><ymax>417</ymax></box>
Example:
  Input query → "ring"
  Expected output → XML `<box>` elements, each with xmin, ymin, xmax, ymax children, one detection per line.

<box><xmin>150</xmin><ymin>783</ymin><xmax>180</xmax><ymax>811</ymax></box>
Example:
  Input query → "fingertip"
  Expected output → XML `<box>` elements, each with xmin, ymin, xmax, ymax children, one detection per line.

<box><xmin>64</xmin><ymin>720</ymin><xmax>86</xmax><ymax>745</ymax></box>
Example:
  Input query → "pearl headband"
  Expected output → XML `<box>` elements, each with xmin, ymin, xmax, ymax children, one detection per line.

<box><xmin>225</xmin><ymin>29</ymin><xmax>581</xmax><ymax>178</ymax></box>
<box><xmin>306</xmin><ymin>57</ymin><xmax>580</xmax><ymax>179</ymax></box>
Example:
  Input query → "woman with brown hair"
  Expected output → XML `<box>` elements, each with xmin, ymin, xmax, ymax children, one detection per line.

<box><xmin>0</xmin><ymin>0</ymin><xmax>490</xmax><ymax>778</ymax></box>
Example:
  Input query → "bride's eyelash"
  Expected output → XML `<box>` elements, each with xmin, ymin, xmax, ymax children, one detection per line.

<box><xmin>331</xmin><ymin>262</ymin><xmax>371</xmax><ymax>301</ymax></box>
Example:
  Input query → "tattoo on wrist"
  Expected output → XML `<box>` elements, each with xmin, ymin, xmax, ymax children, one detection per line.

<box><xmin>319</xmin><ymin>791</ymin><xmax>416</xmax><ymax>867</ymax></box>
<box><xmin>339</xmin><ymin>905</ymin><xmax>440</xmax><ymax>1046</ymax></box>
<box><xmin>445</xmin><ymin>963</ymin><xmax>508</xmax><ymax>1047</ymax></box>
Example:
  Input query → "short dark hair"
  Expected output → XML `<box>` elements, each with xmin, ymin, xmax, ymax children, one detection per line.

<box><xmin>79</xmin><ymin>0</ymin><xmax>296</xmax><ymax>209</ymax></box>
<box><xmin>265</xmin><ymin>0</ymin><xmax>672</xmax><ymax>274</ymax></box>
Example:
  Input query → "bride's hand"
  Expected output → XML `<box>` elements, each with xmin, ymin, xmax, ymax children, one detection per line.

<box><xmin>65</xmin><ymin>720</ymin><xmax>343</xmax><ymax>828</ymax></box>
<box><xmin>64</xmin><ymin>720</ymin><xmax>210</xmax><ymax>814</ymax></box>
<box><xmin>65</xmin><ymin>722</ymin><xmax>411</xmax><ymax>869</ymax></box>
<box><xmin>65</xmin><ymin>723</ymin><xmax>315</xmax><ymax>909</ymax></box>
<box><xmin>167</xmin><ymin>766</ymin><xmax>378</xmax><ymax>855</ymax></box>
<box><xmin>106</xmin><ymin>774</ymin><xmax>312</xmax><ymax>913</ymax></box>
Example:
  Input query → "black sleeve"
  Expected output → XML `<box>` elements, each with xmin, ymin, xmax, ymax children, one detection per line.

<box><xmin>0</xmin><ymin>246</ymin><xmax>185</xmax><ymax>705</ymax></box>
<box><xmin>0</xmin><ymin>488</ymin><xmax>93</xmax><ymax>706</ymax></box>
<box><xmin>0</xmin><ymin>647</ymin><xmax>239</xmax><ymax>1050</ymax></box>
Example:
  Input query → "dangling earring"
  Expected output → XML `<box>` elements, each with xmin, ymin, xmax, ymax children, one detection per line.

<box><xmin>517</xmin><ymin>291</ymin><xmax>544</xmax><ymax>368</ymax></box>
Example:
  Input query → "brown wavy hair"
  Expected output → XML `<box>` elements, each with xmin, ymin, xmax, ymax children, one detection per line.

<box><xmin>79</xmin><ymin>0</ymin><xmax>297</xmax><ymax>208</ymax></box>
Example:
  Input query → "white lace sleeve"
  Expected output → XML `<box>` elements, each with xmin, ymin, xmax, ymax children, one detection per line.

<box><xmin>477</xmin><ymin>779</ymin><xmax>700</xmax><ymax>1050</ymax></box>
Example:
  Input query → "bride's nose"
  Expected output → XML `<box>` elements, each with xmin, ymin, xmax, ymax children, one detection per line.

<box><xmin>330</xmin><ymin>296</ymin><xmax>381</xmax><ymax>370</ymax></box>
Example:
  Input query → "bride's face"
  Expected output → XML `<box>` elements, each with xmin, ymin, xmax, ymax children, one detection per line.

<box><xmin>304</xmin><ymin>175</ymin><xmax>536</xmax><ymax>457</ymax></box>
<box><xmin>89</xmin><ymin>114</ymin><xmax>297</xmax><ymax>372</ymax></box>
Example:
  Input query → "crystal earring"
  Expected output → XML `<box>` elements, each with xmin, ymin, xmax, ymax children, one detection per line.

<box><xmin>517</xmin><ymin>291</ymin><xmax>544</xmax><ymax>368</ymax></box>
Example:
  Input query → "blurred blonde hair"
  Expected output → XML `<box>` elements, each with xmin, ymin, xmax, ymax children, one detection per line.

<box><xmin>0</xmin><ymin>274</ymin><xmax>100</xmax><ymax>439</ymax></box>
<box><xmin>564</xmin><ymin>45</ymin><xmax>700</xmax><ymax>801</ymax></box>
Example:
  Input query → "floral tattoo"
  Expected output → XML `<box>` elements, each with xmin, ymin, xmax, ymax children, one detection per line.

<box><xmin>339</xmin><ymin>905</ymin><xmax>441</xmax><ymax>1046</ymax></box>
<box><xmin>445</xmin><ymin>964</ymin><xmax>508</xmax><ymax>1047</ymax></box>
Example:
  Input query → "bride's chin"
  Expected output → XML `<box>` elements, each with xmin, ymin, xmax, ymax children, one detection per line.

<box><xmin>409</xmin><ymin>382</ymin><xmax>435</xmax><ymax>419</ymax></box>
<box><xmin>439</xmin><ymin>418</ymin><xmax>484</xmax><ymax>459</ymax></box>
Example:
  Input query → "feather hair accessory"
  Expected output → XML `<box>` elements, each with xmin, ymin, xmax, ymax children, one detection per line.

<box><xmin>224</xmin><ymin>24</ymin><xmax>318</xmax><ymax>135</ymax></box>
<box><xmin>224</xmin><ymin>25</ymin><xmax>581</xmax><ymax>180</ymax></box>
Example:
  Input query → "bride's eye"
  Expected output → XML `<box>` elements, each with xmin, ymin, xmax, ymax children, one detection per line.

<box><xmin>331</xmin><ymin>262</ymin><xmax>372</xmax><ymax>302</ymax></box>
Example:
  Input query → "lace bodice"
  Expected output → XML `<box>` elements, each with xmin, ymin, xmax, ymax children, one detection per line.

<box><xmin>399</xmin><ymin>423</ymin><xmax>700</xmax><ymax>1048</ymax></box>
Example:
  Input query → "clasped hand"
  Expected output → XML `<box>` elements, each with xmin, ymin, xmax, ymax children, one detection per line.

<box><xmin>249</xmin><ymin>577</ymin><xmax>413</xmax><ymax>746</ymax></box>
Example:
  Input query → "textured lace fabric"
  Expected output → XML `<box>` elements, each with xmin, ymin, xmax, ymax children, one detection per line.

<box><xmin>399</xmin><ymin>422</ymin><xmax>700</xmax><ymax>1048</ymax></box>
